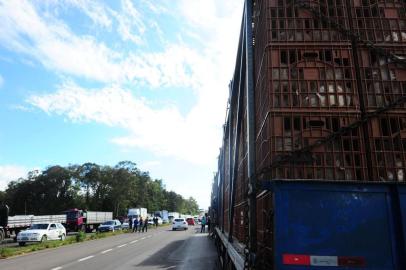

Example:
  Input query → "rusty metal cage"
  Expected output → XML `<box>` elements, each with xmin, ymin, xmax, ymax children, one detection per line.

<box><xmin>357</xmin><ymin>46</ymin><xmax>406</xmax><ymax>111</ymax></box>
<box><xmin>350</xmin><ymin>0</ymin><xmax>406</xmax><ymax>44</ymax></box>
<box><xmin>256</xmin><ymin>112</ymin><xmax>367</xmax><ymax>180</ymax></box>
<box><xmin>368</xmin><ymin>113</ymin><xmax>406</xmax><ymax>182</ymax></box>
<box><xmin>256</xmin><ymin>45</ymin><xmax>361</xmax><ymax>112</ymax></box>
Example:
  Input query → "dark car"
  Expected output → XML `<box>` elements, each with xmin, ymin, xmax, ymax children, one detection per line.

<box><xmin>186</xmin><ymin>217</ymin><xmax>195</xmax><ymax>225</ymax></box>
<box><xmin>98</xmin><ymin>220</ymin><xmax>122</xmax><ymax>232</ymax></box>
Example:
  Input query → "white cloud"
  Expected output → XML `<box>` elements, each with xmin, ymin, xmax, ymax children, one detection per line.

<box><xmin>0</xmin><ymin>165</ymin><xmax>29</xmax><ymax>190</ymax></box>
<box><xmin>0</xmin><ymin>74</ymin><xmax>3</xmax><ymax>88</ymax></box>
<box><xmin>113</xmin><ymin>0</ymin><xmax>146</xmax><ymax>45</ymax></box>
<box><xmin>64</xmin><ymin>0</ymin><xmax>113</xmax><ymax>28</ymax></box>
<box><xmin>27</xmin><ymin>81</ymin><xmax>220</xmax><ymax>165</ymax></box>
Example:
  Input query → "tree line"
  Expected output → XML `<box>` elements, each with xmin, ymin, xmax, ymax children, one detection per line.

<box><xmin>0</xmin><ymin>161</ymin><xmax>199</xmax><ymax>217</ymax></box>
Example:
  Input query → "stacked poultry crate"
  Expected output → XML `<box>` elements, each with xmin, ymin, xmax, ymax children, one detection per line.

<box><xmin>350</xmin><ymin>0</ymin><xmax>406</xmax><ymax>182</ymax></box>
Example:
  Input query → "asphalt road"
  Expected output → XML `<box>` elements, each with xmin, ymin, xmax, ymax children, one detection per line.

<box><xmin>0</xmin><ymin>226</ymin><xmax>218</xmax><ymax>270</ymax></box>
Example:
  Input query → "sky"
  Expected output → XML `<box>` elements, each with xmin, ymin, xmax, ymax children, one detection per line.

<box><xmin>0</xmin><ymin>0</ymin><xmax>244</xmax><ymax>209</ymax></box>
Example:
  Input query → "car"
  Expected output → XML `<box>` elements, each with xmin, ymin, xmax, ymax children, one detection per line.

<box><xmin>97</xmin><ymin>220</ymin><xmax>122</xmax><ymax>232</ymax></box>
<box><xmin>186</xmin><ymin>217</ymin><xmax>195</xmax><ymax>225</ymax></box>
<box><xmin>17</xmin><ymin>223</ymin><xmax>66</xmax><ymax>246</ymax></box>
<box><xmin>172</xmin><ymin>218</ymin><xmax>188</xmax><ymax>230</ymax></box>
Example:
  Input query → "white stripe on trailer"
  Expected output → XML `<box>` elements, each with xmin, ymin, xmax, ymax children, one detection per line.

<box><xmin>310</xmin><ymin>256</ymin><xmax>338</xmax><ymax>266</ymax></box>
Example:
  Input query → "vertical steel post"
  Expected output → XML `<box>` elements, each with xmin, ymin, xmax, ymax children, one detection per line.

<box><xmin>228</xmin><ymin>31</ymin><xmax>246</xmax><ymax>243</ymax></box>
<box><xmin>245</xmin><ymin>0</ymin><xmax>257</xmax><ymax>266</ymax></box>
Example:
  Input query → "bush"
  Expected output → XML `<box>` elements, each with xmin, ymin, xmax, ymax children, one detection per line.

<box><xmin>76</xmin><ymin>231</ymin><xmax>86</xmax><ymax>242</ymax></box>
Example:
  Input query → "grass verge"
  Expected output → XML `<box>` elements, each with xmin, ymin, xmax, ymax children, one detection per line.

<box><xmin>0</xmin><ymin>230</ymin><xmax>129</xmax><ymax>259</ymax></box>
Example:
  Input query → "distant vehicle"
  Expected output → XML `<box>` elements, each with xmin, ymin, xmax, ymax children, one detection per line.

<box><xmin>172</xmin><ymin>218</ymin><xmax>188</xmax><ymax>231</ymax></box>
<box><xmin>97</xmin><ymin>220</ymin><xmax>122</xmax><ymax>232</ymax></box>
<box><xmin>0</xmin><ymin>204</ymin><xmax>66</xmax><ymax>242</ymax></box>
<box><xmin>64</xmin><ymin>209</ymin><xmax>112</xmax><ymax>232</ymax></box>
<box><xmin>186</xmin><ymin>217</ymin><xmax>195</xmax><ymax>226</ymax></box>
<box><xmin>17</xmin><ymin>222</ymin><xmax>66</xmax><ymax>246</ymax></box>
<box><xmin>193</xmin><ymin>216</ymin><xmax>199</xmax><ymax>224</ymax></box>
<box><xmin>154</xmin><ymin>210</ymin><xmax>169</xmax><ymax>223</ymax></box>
<box><xmin>128</xmin><ymin>208</ymin><xmax>147</xmax><ymax>220</ymax></box>
<box><xmin>121</xmin><ymin>220</ymin><xmax>129</xmax><ymax>229</ymax></box>
<box><xmin>148</xmin><ymin>217</ymin><xmax>163</xmax><ymax>225</ymax></box>
<box><xmin>168</xmin><ymin>212</ymin><xmax>180</xmax><ymax>222</ymax></box>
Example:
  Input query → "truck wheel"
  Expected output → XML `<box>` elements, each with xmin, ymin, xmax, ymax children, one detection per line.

<box><xmin>60</xmin><ymin>234</ymin><xmax>66</xmax><ymax>241</ymax></box>
<box><xmin>19</xmin><ymin>242</ymin><xmax>26</xmax><ymax>246</ymax></box>
<box><xmin>41</xmin><ymin>235</ymin><xmax>47</xmax><ymax>243</ymax></box>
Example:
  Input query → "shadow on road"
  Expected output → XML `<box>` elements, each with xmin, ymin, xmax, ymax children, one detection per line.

<box><xmin>135</xmin><ymin>239</ymin><xmax>185</xmax><ymax>269</ymax></box>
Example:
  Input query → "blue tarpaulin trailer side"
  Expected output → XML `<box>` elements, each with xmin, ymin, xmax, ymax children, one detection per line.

<box><xmin>215</xmin><ymin>180</ymin><xmax>406</xmax><ymax>269</ymax></box>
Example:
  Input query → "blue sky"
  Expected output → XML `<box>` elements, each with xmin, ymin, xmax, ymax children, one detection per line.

<box><xmin>0</xmin><ymin>0</ymin><xmax>243</xmax><ymax>208</ymax></box>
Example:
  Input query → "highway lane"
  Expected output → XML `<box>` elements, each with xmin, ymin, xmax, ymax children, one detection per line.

<box><xmin>0</xmin><ymin>226</ymin><xmax>218</xmax><ymax>270</ymax></box>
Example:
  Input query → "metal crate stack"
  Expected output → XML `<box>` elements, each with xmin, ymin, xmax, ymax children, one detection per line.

<box><xmin>254</xmin><ymin>0</ymin><xmax>370</xmax><ymax>182</ymax></box>
<box><xmin>349</xmin><ymin>0</ymin><xmax>406</xmax><ymax>182</ymax></box>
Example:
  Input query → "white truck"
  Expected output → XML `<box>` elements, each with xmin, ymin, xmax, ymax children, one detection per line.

<box><xmin>168</xmin><ymin>212</ymin><xmax>180</xmax><ymax>222</ymax></box>
<box><xmin>0</xmin><ymin>205</ymin><xmax>66</xmax><ymax>242</ymax></box>
<box><xmin>128</xmin><ymin>208</ymin><xmax>147</xmax><ymax>220</ymax></box>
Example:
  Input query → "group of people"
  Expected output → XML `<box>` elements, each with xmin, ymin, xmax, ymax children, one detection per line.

<box><xmin>200</xmin><ymin>213</ymin><xmax>211</xmax><ymax>233</ymax></box>
<box><xmin>128</xmin><ymin>216</ymin><xmax>160</xmax><ymax>233</ymax></box>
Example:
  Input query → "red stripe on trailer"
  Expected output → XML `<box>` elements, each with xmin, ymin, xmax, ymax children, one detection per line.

<box><xmin>338</xmin><ymin>256</ymin><xmax>366</xmax><ymax>267</ymax></box>
<box><xmin>283</xmin><ymin>254</ymin><xmax>310</xmax><ymax>265</ymax></box>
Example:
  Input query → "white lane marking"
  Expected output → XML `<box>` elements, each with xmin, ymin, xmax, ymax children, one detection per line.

<box><xmin>51</xmin><ymin>267</ymin><xmax>62</xmax><ymax>270</ymax></box>
<box><xmin>147</xmin><ymin>235</ymin><xmax>152</xmax><ymax>238</ymax></box>
<box><xmin>101</xmin><ymin>249</ymin><xmax>113</xmax><ymax>254</ymax></box>
<box><xmin>78</xmin><ymin>255</ymin><xmax>94</xmax><ymax>262</ymax></box>
<box><xmin>130</xmin><ymin>240</ymin><xmax>138</xmax><ymax>244</ymax></box>
<box><xmin>141</xmin><ymin>237</ymin><xmax>146</xmax><ymax>240</ymax></box>
<box><xmin>117</xmin><ymin>244</ymin><xmax>127</xmax><ymax>248</ymax></box>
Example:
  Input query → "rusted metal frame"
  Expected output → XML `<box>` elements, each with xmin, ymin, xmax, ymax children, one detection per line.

<box><xmin>216</xmin><ymin>227</ymin><xmax>245</xmax><ymax>270</ymax></box>
<box><xmin>229</xmin><ymin>29</ymin><xmax>247</xmax><ymax>243</ymax></box>
<box><xmin>295</xmin><ymin>0</ymin><xmax>406</xmax><ymax>68</ymax></box>
<box><xmin>226</xmin><ymin>2</ymin><xmax>246</xmax><ymax>243</ymax></box>
<box><xmin>245</xmin><ymin>0</ymin><xmax>257</xmax><ymax>267</ymax></box>
<box><xmin>345</xmin><ymin>0</ymin><xmax>373</xmax><ymax>181</ymax></box>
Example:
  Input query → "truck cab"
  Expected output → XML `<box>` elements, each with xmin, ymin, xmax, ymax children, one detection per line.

<box><xmin>64</xmin><ymin>209</ymin><xmax>85</xmax><ymax>232</ymax></box>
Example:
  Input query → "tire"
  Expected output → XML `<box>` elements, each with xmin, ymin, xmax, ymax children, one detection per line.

<box><xmin>172</xmin><ymin>228</ymin><xmax>176</xmax><ymax>231</ymax></box>
<box><xmin>41</xmin><ymin>235</ymin><xmax>47</xmax><ymax>243</ymax></box>
<box><xmin>19</xmin><ymin>242</ymin><xmax>26</xmax><ymax>246</ymax></box>
<box><xmin>60</xmin><ymin>233</ymin><xmax>66</xmax><ymax>241</ymax></box>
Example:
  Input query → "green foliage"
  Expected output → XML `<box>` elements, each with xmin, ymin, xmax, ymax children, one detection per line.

<box><xmin>3</xmin><ymin>161</ymin><xmax>200</xmax><ymax>216</ymax></box>
<box><xmin>76</xmin><ymin>231</ymin><xmax>86</xmax><ymax>242</ymax></box>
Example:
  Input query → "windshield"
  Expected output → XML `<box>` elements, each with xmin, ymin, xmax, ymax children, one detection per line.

<box><xmin>174</xmin><ymin>219</ymin><xmax>184</xmax><ymax>222</ymax></box>
<box><xmin>29</xmin><ymin>224</ymin><xmax>49</xmax><ymax>230</ymax></box>
<box><xmin>66</xmin><ymin>211</ymin><xmax>78</xmax><ymax>219</ymax></box>
<box><xmin>102</xmin><ymin>221</ymin><xmax>114</xmax><ymax>225</ymax></box>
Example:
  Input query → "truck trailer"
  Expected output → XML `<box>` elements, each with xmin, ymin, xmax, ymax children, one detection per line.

<box><xmin>64</xmin><ymin>208</ymin><xmax>112</xmax><ymax>232</ymax></box>
<box><xmin>128</xmin><ymin>208</ymin><xmax>147</xmax><ymax>220</ymax></box>
<box><xmin>154</xmin><ymin>210</ymin><xmax>169</xmax><ymax>223</ymax></box>
<box><xmin>0</xmin><ymin>205</ymin><xmax>66</xmax><ymax>242</ymax></box>
<box><xmin>211</xmin><ymin>0</ymin><xmax>406</xmax><ymax>269</ymax></box>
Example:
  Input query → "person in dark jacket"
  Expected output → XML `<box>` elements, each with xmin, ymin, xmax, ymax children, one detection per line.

<box><xmin>138</xmin><ymin>217</ymin><xmax>143</xmax><ymax>232</ymax></box>
<box><xmin>142</xmin><ymin>217</ymin><xmax>149</xmax><ymax>232</ymax></box>
<box><xmin>132</xmin><ymin>217</ymin><xmax>138</xmax><ymax>233</ymax></box>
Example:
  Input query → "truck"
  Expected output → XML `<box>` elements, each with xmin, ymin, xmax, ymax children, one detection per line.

<box><xmin>0</xmin><ymin>205</ymin><xmax>66</xmax><ymax>242</ymax></box>
<box><xmin>154</xmin><ymin>210</ymin><xmax>169</xmax><ymax>223</ymax></box>
<box><xmin>168</xmin><ymin>212</ymin><xmax>180</xmax><ymax>222</ymax></box>
<box><xmin>128</xmin><ymin>207</ymin><xmax>147</xmax><ymax>220</ymax></box>
<box><xmin>211</xmin><ymin>0</ymin><xmax>406</xmax><ymax>269</ymax></box>
<box><xmin>64</xmin><ymin>208</ymin><xmax>112</xmax><ymax>232</ymax></box>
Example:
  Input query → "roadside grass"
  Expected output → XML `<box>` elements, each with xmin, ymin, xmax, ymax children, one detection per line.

<box><xmin>0</xmin><ymin>230</ymin><xmax>128</xmax><ymax>259</ymax></box>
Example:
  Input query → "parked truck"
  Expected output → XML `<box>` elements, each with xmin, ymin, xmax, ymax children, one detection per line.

<box><xmin>128</xmin><ymin>208</ymin><xmax>147</xmax><ymax>220</ymax></box>
<box><xmin>0</xmin><ymin>205</ymin><xmax>66</xmax><ymax>242</ymax></box>
<box><xmin>168</xmin><ymin>212</ymin><xmax>180</xmax><ymax>222</ymax></box>
<box><xmin>64</xmin><ymin>208</ymin><xmax>112</xmax><ymax>232</ymax></box>
<box><xmin>211</xmin><ymin>0</ymin><xmax>406</xmax><ymax>269</ymax></box>
<box><xmin>154</xmin><ymin>210</ymin><xmax>169</xmax><ymax>223</ymax></box>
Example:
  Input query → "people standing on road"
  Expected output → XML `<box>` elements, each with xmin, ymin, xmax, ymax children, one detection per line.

<box><xmin>207</xmin><ymin>215</ymin><xmax>211</xmax><ymax>235</ymax></box>
<box><xmin>200</xmin><ymin>214</ymin><xmax>207</xmax><ymax>233</ymax></box>
<box><xmin>129</xmin><ymin>217</ymin><xmax>133</xmax><ymax>231</ymax></box>
<box><xmin>132</xmin><ymin>217</ymin><xmax>138</xmax><ymax>233</ymax></box>
<box><xmin>154</xmin><ymin>217</ymin><xmax>158</xmax><ymax>228</ymax></box>
<box><xmin>139</xmin><ymin>217</ymin><xmax>143</xmax><ymax>232</ymax></box>
<box><xmin>142</xmin><ymin>217</ymin><xmax>149</xmax><ymax>232</ymax></box>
